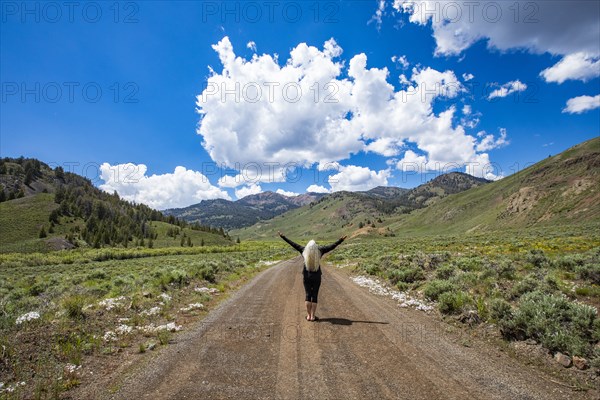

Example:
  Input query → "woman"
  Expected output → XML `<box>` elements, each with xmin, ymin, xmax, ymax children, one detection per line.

<box><xmin>278</xmin><ymin>231</ymin><xmax>347</xmax><ymax>321</ymax></box>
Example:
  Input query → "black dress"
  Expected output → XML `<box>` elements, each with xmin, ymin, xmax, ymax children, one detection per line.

<box><xmin>280</xmin><ymin>235</ymin><xmax>344</xmax><ymax>303</ymax></box>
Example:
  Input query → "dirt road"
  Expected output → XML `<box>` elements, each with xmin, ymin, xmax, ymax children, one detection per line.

<box><xmin>105</xmin><ymin>258</ymin><xmax>595</xmax><ymax>399</ymax></box>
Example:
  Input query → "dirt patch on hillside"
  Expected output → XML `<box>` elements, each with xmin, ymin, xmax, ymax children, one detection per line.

<box><xmin>505</xmin><ymin>187</ymin><xmax>543</xmax><ymax>216</ymax></box>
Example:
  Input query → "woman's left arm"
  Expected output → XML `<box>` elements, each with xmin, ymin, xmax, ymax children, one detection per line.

<box><xmin>319</xmin><ymin>235</ymin><xmax>347</xmax><ymax>255</ymax></box>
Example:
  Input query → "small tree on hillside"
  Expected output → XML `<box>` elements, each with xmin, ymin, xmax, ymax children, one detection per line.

<box><xmin>39</xmin><ymin>226</ymin><xmax>47</xmax><ymax>238</ymax></box>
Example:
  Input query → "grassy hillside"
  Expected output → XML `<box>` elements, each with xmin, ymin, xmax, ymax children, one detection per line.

<box><xmin>149</xmin><ymin>221</ymin><xmax>231</xmax><ymax>247</ymax></box>
<box><xmin>0</xmin><ymin>157</ymin><xmax>232</xmax><ymax>252</ymax></box>
<box><xmin>234</xmin><ymin>190</ymin><xmax>398</xmax><ymax>241</ymax></box>
<box><xmin>0</xmin><ymin>193</ymin><xmax>61</xmax><ymax>252</ymax></box>
<box><xmin>388</xmin><ymin>137</ymin><xmax>600</xmax><ymax>235</ymax></box>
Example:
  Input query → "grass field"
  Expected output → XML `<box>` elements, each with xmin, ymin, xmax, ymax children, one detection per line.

<box><xmin>0</xmin><ymin>241</ymin><xmax>294</xmax><ymax>399</ymax></box>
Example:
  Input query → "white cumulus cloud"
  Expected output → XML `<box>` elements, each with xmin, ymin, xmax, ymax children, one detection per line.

<box><xmin>391</xmin><ymin>55</ymin><xmax>410</xmax><ymax>69</ymax></box>
<box><xmin>488</xmin><ymin>80</ymin><xmax>527</xmax><ymax>100</ymax></box>
<box><xmin>328</xmin><ymin>165</ymin><xmax>390</xmax><ymax>192</ymax></box>
<box><xmin>306</xmin><ymin>184</ymin><xmax>330</xmax><ymax>193</ymax></box>
<box><xmin>99</xmin><ymin>163</ymin><xmax>230</xmax><ymax>210</ymax></box>
<box><xmin>393</xmin><ymin>1</ymin><xmax>600</xmax><ymax>58</ymax></box>
<box><xmin>562</xmin><ymin>94</ymin><xmax>600</xmax><ymax>114</ymax></box>
<box><xmin>276</xmin><ymin>189</ymin><xmax>299</xmax><ymax>197</ymax></box>
<box><xmin>197</xmin><ymin>36</ymin><xmax>506</xmax><ymax>184</ymax></box>
<box><xmin>217</xmin><ymin>165</ymin><xmax>287</xmax><ymax>188</ymax></box>
<box><xmin>235</xmin><ymin>184</ymin><xmax>262</xmax><ymax>199</ymax></box>
<box><xmin>540</xmin><ymin>52</ymin><xmax>600</xmax><ymax>84</ymax></box>
<box><xmin>476</xmin><ymin>128</ymin><xmax>509</xmax><ymax>152</ymax></box>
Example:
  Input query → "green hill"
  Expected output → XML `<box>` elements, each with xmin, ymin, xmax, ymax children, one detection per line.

<box><xmin>0</xmin><ymin>157</ymin><xmax>231</xmax><ymax>252</ymax></box>
<box><xmin>389</xmin><ymin>137</ymin><xmax>600</xmax><ymax>235</ymax></box>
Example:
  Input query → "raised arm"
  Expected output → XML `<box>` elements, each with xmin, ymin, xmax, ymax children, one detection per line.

<box><xmin>278</xmin><ymin>232</ymin><xmax>305</xmax><ymax>253</ymax></box>
<box><xmin>318</xmin><ymin>235</ymin><xmax>347</xmax><ymax>255</ymax></box>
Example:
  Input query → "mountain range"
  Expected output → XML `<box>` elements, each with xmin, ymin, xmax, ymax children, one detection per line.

<box><xmin>235</xmin><ymin>137</ymin><xmax>599</xmax><ymax>240</ymax></box>
<box><xmin>165</xmin><ymin>172</ymin><xmax>490</xmax><ymax>231</ymax></box>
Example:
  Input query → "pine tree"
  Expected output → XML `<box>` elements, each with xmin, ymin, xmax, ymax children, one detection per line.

<box><xmin>0</xmin><ymin>188</ymin><xmax>5</xmax><ymax>203</ymax></box>
<box><xmin>148</xmin><ymin>238</ymin><xmax>153</xmax><ymax>248</ymax></box>
<box><xmin>187</xmin><ymin>236</ymin><xmax>192</xmax><ymax>247</ymax></box>
<box><xmin>236</xmin><ymin>237</ymin><xmax>240</xmax><ymax>244</ymax></box>
<box><xmin>180</xmin><ymin>236</ymin><xmax>185</xmax><ymax>247</ymax></box>
<box><xmin>201</xmin><ymin>238</ymin><xmax>205</xmax><ymax>247</ymax></box>
<box><xmin>39</xmin><ymin>226</ymin><xmax>47</xmax><ymax>238</ymax></box>
<box><xmin>54</xmin><ymin>166</ymin><xmax>64</xmax><ymax>179</ymax></box>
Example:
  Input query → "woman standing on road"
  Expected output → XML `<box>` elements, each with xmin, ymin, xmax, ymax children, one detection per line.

<box><xmin>278</xmin><ymin>232</ymin><xmax>347</xmax><ymax>321</ymax></box>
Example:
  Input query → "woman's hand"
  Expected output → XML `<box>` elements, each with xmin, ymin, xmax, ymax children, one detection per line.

<box><xmin>341</xmin><ymin>235</ymin><xmax>347</xmax><ymax>241</ymax></box>
<box><xmin>277</xmin><ymin>231</ymin><xmax>283</xmax><ymax>237</ymax></box>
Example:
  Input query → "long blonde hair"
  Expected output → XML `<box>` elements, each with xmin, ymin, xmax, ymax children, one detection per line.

<box><xmin>303</xmin><ymin>240</ymin><xmax>321</xmax><ymax>272</ymax></box>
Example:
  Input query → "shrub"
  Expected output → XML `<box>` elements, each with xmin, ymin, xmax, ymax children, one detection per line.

<box><xmin>526</xmin><ymin>249</ymin><xmax>548</xmax><ymax>268</ymax></box>
<box><xmin>556</xmin><ymin>254</ymin><xmax>585</xmax><ymax>271</ymax></box>
<box><xmin>388</xmin><ymin>267</ymin><xmax>425</xmax><ymax>284</ymax></box>
<box><xmin>499</xmin><ymin>291</ymin><xmax>598</xmax><ymax>357</ymax></box>
<box><xmin>438</xmin><ymin>291</ymin><xmax>472</xmax><ymax>315</ymax></box>
<box><xmin>170</xmin><ymin>269</ymin><xmax>190</xmax><ymax>288</ymax></box>
<box><xmin>577</xmin><ymin>264</ymin><xmax>600</xmax><ymax>285</ymax></box>
<box><xmin>423</xmin><ymin>280</ymin><xmax>457</xmax><ymax>301</ymax></box>
<box><xmin>198</xmin><ymin>265</ymin><xmax>217</xmax><ymax>283</ymax></box>
<box><xmin>453</xmin><ymin>257</ymin><xmax>482</xmax><ymax>272</ymax></box>
<box><xmin>496</xmin><ymin>259</ymin><xmax>516</xmax><ymax>280</ymax></box>
<box><xmin>510</xmin><ymin>275</ymin><xmax>539</xmax><ymax>299</ymax></box>
<box><xmin>435</xmin><ymin>264</ymin><xmax>455</xmax><ymax>280</ymax></box>
<box><xmin>488</xmin><ymin>298</ymin><xmax>513</xmax><ymax>322</ymax></box>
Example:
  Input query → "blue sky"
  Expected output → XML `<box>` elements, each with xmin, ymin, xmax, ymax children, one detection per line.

<box><xmin>1</xmin><ymin>1</ymin><xmax>599</xmax><ymax>209</ymax></box>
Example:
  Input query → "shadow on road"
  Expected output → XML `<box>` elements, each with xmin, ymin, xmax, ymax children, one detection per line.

<box><xmin>317</xmin><ymin>317</ymin><xmax>389</xmax><ymax>326</ymax></box>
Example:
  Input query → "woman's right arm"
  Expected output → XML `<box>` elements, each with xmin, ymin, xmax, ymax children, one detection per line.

<box><xmin>278</xmin><ymin>231</ymin><xmax>305</xmax><ymax>253</ymax></box>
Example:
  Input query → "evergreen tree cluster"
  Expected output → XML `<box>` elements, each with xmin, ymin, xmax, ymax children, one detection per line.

<box><xmin>0</xmin><ymin>157</ymin><xmax>38</xmax><ymax>201</ymax></box>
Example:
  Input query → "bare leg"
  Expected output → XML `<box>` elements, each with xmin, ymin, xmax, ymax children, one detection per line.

<box><xmin>305</xmin><ymin>301</ymin><xmax>311</xmax><ymax>320</ymax></box>
<box><xmin>310</xmin><ymin>302</ymin><xmax>317</xmax><ymax>320</ymax></box>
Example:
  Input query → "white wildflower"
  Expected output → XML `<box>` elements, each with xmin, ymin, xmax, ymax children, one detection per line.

<box><xmin>140</xmin><ymin>307</ymin><xmax>161</xmax><ymax>316</ymax></box>
<box><xmin>159</xmin><ymin>293</ymin><xmax>172</xmax><ymax>302</ymax></box>
<box><xmin>103</xmin><ymin>331</ymin><xmax>118</xmax><ymax>342</ymax></box>
<box><xmin>115</xmin><ymin>324</ymin><xmax>133</xmax><ymax>335</ymax></box>
<box><xmin>139</xmin><ymin>322</ymin><xmax>182</xmax><ymax>333</ymax></box>
<box><xmin>2</xmin><ymin>382</ymin><xmax>26</xmax><ymax>393</ymax></box>
<box><xmin>64</xmin><ymin>364</ymin><xmax>81</xmax><ymax>374</ymax></box>
<box><xmin>16</xmin><ymin>311</ymin><xmax>40</xmax><ymax>324</ymax></box>
<box><xmin>195</xmin><ymin>287</ymin><xmax>219</xmax><ymax>294</ymax></box>
<box><xmin>180</xmin><ymin>303</ymin><xmax>204</xmax><ymax>312</ymax></box>
<box><xmin>98</xmin><ymin>296</ymin><xmax>126</xmax><ymax>311</ymax></box>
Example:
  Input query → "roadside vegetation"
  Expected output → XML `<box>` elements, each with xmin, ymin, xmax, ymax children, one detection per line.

<box><xmin>328</xmin><ymin>226</ymin><xmax>600</xmax><ymax>371</ymax></box>
<box><xmin>0</xmin><ymin>241</ymin><xmax>291</xmax><ymax>399</ymax></box>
